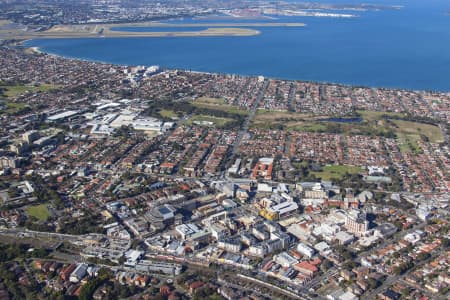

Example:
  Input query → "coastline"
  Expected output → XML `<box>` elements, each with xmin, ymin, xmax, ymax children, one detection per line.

<box><xmin>22</xmin><ymin>43</ymin><xmax>449</xmax><ymax>94</ymax></box>
<box><xmin>24</xmin><ymin>44</ymin><xmax>128</xmax><ymax>67</ymax></box>
<box><xmin>11</xmin><ymin>6</ymin><xmax>450</xmax><ymax>93</ymax></box>
<box><xmin>29</xmin><ymin>46</ymin><xmax>41</xmax><ymax>54</ymax></box>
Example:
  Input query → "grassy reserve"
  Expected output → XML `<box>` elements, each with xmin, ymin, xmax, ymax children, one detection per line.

<box><xmin>392</xmin><ymin>120</ymin><xmax>443</xmax><ymax>143</ymax></box>
<box><xmin>187</xmin><ymin>114</ymin><xmax>234</xmax><ymax>127</ymax></box>
<box><xmin>356</xmin><ymin>110</ymin><xmax>407</xmax><ymax>122</ymax></box>
<box><xmin>0</xmin><ymin>83</ymin><xmax>56</xmax><ymax>99</ymax></box>
<box><xmin>251</xmin><ymin>109</ymin><xmax>444</xmax><ymax>154</ymax></box>
<box><xmin>0</xmin><ymin>101</ymin><xmax>29</xmax><ymax>115</ymax></box>
<box><xmin>192</xmin><ymin>97</ymin><xmax>249</xmax><ymax>116</ymax></box>
<box><xmin>26</xmin><ymin>204</ymin><xmax>50</xmax><ymax>221</ymax></box>
<box><xmin>0</xmin><ymin>83</ymin><xmax>59</xmax><ymax>115</ymax></box>
<box><xmin>311</xmin><ymin>165</ymin><xmax>363</xmax><ymax>181</ymax></box>
<box><xmin>392</xmin><ymin>119</ymin><xmax>443</xmax><ymax>153</ymax></box>
<box><xmin>252</xmin><ymin>109</ymin><xmax>315</xmax><ymax>128</ymax></box>
<box><xmin>158</xmin><ymin>109</ymin><xmax>179</xmax><ymax>119</ymax></box>
<box><xmin>287</xmin><ymin>122</ymin><xmax>328</xmax><ymax>132</ymax></box>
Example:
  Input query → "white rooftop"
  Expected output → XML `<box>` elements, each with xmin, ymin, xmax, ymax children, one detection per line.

<box><xmin>47</xmin><ymin>110</ymin><xmax>79</xmax><ymax>121</ymax></box>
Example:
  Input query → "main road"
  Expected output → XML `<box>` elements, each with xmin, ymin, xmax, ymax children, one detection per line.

<box><xmin>230</xmin><ymin>79</ymin><xmax>269</xmax><ymax>157</ymax></box>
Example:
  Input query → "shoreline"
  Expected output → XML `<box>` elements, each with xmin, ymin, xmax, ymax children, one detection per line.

<box><xmin>22</xmin><ymin>44</ymin><xmax>450</xmax><ymax>94</ymax></box>
<box><xmin>29</xmin><ymin>46</ymin><xmax>41</xmax><ymax>54</ymax></box>
<box><xmin>25</xmin><ymin>44</ymin><xmax>130</xmax><ymax>68</ymax></box>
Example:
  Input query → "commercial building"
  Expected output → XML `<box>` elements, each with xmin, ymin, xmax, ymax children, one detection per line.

<box><xmin>294</xmin><ymin>261</ymin><xmax>318</xmax><ymax>277</ymax></box>
<box><xmin>345</xmin><ymin>210</ymin><xmax>369</xmax><ymax>236</ymax></box>
<box><xmin>136</xmin><ymin>261</ymin><xmax>182</xmax><ymax>276</ymax></box>
<box><xmin>296</xmin><ymin>242</ymin><xmax>315</xmax><ymax>258</ymax></box>
<box><xmin>251</xmin><ymin>157</ymin><xmax>274</xmax><ymax>180</ymax></box>
<box><xmin>131</xmin><ymin>118</ymin><xmax>163</xmax><ymax>132</ymax></box>
<box><xmin>69</xmin><ymin>263</ymin><xmax>88</xmax><ymax>283</ymax></box>
<box><xmin>218</xmin><ymin>238</ymin><xmax>241</xmax><ymax>253</ymax></box>
<box><xmin>274</xmin><ymin>252</ymin><xmax>298</xmax><ymax>268</ymax></box>
<box><xmin>47</xmin><ymin>110</ymin><xmax>79</xmax><ymax>122</ymax></box>
<box><xmin>22</xmin><ymin>130</ymin><xmax>40</xmax><ymax>143</ymax></box>
<box><xmin>335</xmin><ymin>231</ymin><xmax>355</xmax><ymax>245</ymax></box>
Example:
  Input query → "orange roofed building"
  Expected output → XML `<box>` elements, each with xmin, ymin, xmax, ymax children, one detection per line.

<box><xmin>251</xmin><ymin>157</ymin><xmax>274</xmax><ymax>180</ymax></box>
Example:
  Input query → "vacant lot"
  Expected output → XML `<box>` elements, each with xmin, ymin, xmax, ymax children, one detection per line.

<box><xmin>158</xmin><ymin>109</ymin><xmax>179</xmax><ymax>119</ymax></box>
<box><xmin>317</xmin><ymin>282</ymin><xmax>340</xmax><ymax>298</ymax></box>
<box><xmin>26</xmin><ymin>204</ymin><xmax>50</xmax><ymax>221</ymax></box>
<box><xmin>311</xmin><ymin>165</ymin><xmax>362</xmax><ymax>181</ymax></box>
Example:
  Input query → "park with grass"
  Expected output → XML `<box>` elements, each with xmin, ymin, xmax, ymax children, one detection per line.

<box><xmin>0</xmin><ymin>83</ymin><xmax>58</xmax><ymax>115</ymax></box>
<box><xmin>251</xmin><ymin>109</ymin><xmax>444</xmax><ymax>153</ymax></box>
<box><xmin>192</xmin><ymin>97</ymin><xmax>249</xmax><ymax>116</ymax></box>
<box><xmin>187</xmin><ymin>114</ymin><xmax>234</xmax><ymax>127</ymax></box>
<box><xmin>252</xmin><ymin>109</ymin><xmax>314</xmax><ymax>129</ymax></box>
<box><xmin>158</xmin><ymin>109</ymin><xmax>179</xmax><ymax>119</ymax></box>
<box><xmin>0</xmin><ymin>83</ymin><xmax>56</xmax><ymax>99</ymax></box>
<box><xmin>392</xmin><ymin>119</ymin><xmax>443</xmax><ymax>153</ymax></box>
<box><xmin>0</xmin><ymin>101</ymin><xmax>30</xmax><ymax>115</ymax></box>
<box><xmin>311</xmin><ymin>165</ymin><xmax>363</xmax><ymax>181</ymax></box>
<box><xmin>26</xmin><ymin>204</ymin><xmax>50</xmax><ymax>221</ymax></box>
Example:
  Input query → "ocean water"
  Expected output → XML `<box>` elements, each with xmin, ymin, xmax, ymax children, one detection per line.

<box><xmin>25</xmin><ymin>0</ymin><xmax>450</xmax><ymax>91</ymax></box>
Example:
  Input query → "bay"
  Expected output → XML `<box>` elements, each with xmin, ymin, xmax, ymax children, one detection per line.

<box><xmin>25</xmin><ymin>0</ymin><xmax>450</xmax><ymax>91</ymax></box>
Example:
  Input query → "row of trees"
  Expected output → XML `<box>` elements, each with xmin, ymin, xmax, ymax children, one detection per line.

<box><xmin>0</xmin><ymin>243</ymin><xmax>48</xmax><ymax>262</ymax></box>
<box><xmin>0</xmin><ymin>243</ymin><xmax>49</xmax><ymax>299</ymax></box>
<box><xmin>30</xmin><ymin>175</ymin><xmax>65</xmax><ymax>209</ymax></box>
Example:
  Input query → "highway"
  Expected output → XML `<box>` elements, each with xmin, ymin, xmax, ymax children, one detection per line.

<box><xmin>287</xmin><ymin>82</ymin><xmax>296</xmax><ymax>112</ymax></box>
